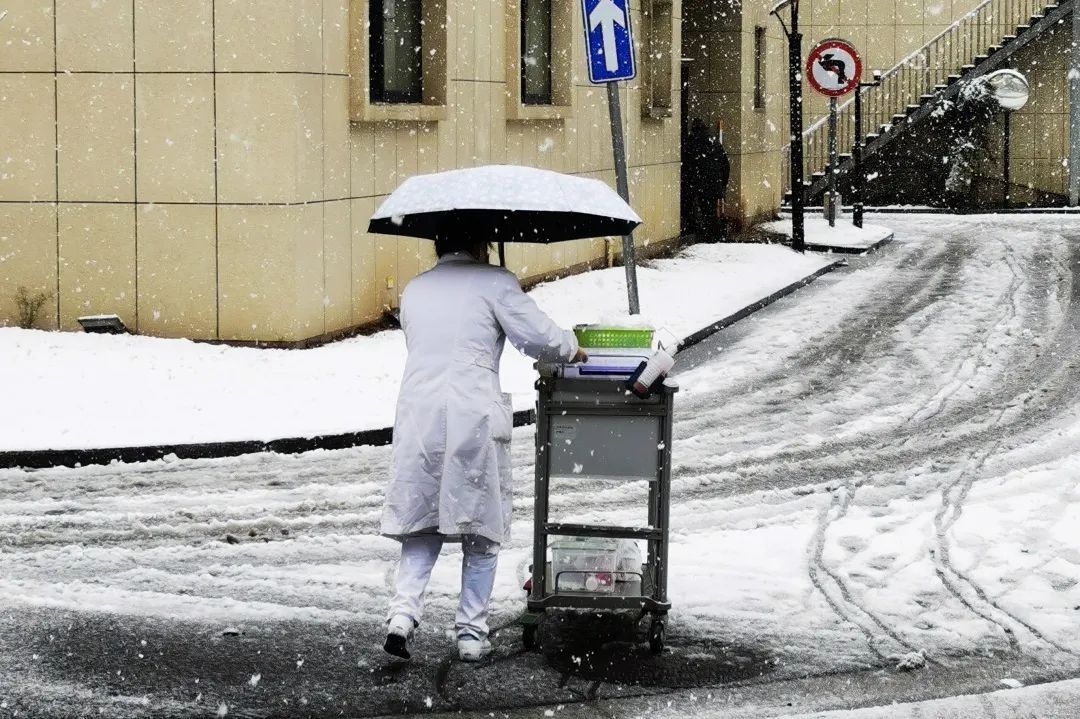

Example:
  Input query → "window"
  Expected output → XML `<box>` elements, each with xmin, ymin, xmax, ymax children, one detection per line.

<box><xmin>369</xmin><ymin>0</ymin><xmax>423</xmax><ymax>103</ymax></box>
<box><xmin>350</xmin><ymin>0</ymin><xmax>447</xmax><ymax>122</ymax></box>
<box><xmin>641</xmin><ymin>0</ymin><xmax>673</xmax><ymax>119</ymax></box>
<box><xmin>505</xmin><ymin>0</ymin><xmax>572</xmax><ymax>120</ymax></box>
<box><xmin>521</xmin><ymin>0</ymin><xmax>553</xmax><ymax>104</ymax></box>
<box><xmin>754</xmin><ymin>26</ymin><xmax>766</xmax><ymax>110</ymax></box>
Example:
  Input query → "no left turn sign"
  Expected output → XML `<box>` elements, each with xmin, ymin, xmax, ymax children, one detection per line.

<box><xmin>806</xmin><ymin>38</ymin><xmax>862</xmax><ymax>97</ymax></box>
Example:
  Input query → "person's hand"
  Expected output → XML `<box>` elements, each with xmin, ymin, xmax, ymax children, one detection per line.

<box><xmin>572</xmin><ymin>348</ymin><xmax>589</xmax><ymax>364</ymax></box>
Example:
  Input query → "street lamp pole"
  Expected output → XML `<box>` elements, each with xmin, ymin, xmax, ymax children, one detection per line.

<box><xmin>772</xmin><ymin>0</ymin><xmax>805</xmax><ymax>252</ymax></box>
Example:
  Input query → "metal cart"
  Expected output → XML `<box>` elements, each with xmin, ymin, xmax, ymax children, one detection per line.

<box><xmin>523</xmin><ymin>370</ymin><xmax>678</xmax><ymax>654</ymax></box>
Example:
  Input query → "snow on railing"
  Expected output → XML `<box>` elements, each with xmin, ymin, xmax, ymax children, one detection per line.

<box><xmin>781</xmin><ymin>0</ymin><xmax>1049</xmax><ymax>194</ymax></box>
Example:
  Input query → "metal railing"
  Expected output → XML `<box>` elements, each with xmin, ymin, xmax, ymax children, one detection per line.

<box><xmin>781</xmin><ymin>0</ymin><xmax>1051</xmax><ymax>194</ymax></box>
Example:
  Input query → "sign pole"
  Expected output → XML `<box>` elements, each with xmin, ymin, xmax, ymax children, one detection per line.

<box><xmin>805</xmin><ymin>37</ymin><xmax>862</xmax><ymax>230</ymax></box>
<box><xmin>607</xmin><ymin>81</ymin><xmax>640</xmax><ymax>315</ymax></box>
<box><xmin>1003</xmin><ymin>110</ymin><xmax>1011</xmax><ymax>207</ymax></box>
<box><xmin>827</xmin><ymin>96</ymin><xmax>838</xmax><ymax>227</ymax></box>
<box><xmin>786</xmin><ymin>2</ymin><xmax>806</xmax><ymax>252</ymax></box>
<box><xmin>853</xmin><ymin>85</ymin><xmax>863</xmax><ymax>228</ymax></box>
<box><xmin>582</xmin><ymin>0</ymin><xmax>640</xmax><ymax>314</ymax></box>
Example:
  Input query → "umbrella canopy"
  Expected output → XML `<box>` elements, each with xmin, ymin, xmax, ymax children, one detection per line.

<box><xmin>368</xmin><ymin>165</ymin><xmax>642</xmax><ymax>243</ymax></box>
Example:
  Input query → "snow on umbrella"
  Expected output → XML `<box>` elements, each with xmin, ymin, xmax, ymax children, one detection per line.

<box><xmin>368</xmin><ymin>164</ymin><xmax>642</xmax><ymax>243</ymax></box>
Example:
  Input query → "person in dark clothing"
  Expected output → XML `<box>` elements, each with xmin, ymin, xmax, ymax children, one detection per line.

<box><xmin>682</xmin><ymin>119</ymin><xmax>730</xmax><ymax>240</ymax></box>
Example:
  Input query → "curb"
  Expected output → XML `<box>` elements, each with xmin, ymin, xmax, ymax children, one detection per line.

<box><xmin>1</xmin><ymin>260</ymin><xmax>843</xmax><ymax>471</ymax></box>
<box><xmin>754</xmin><ymin>226</ymin><xmax>895</xmax><ymax>257</ymax></box>
<box><xmin>803</xmin><ymin>231</ymin><xmax>895</xmax><ymax>255</ymax></box>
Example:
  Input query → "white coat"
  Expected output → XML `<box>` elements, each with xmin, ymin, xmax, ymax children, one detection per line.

<box><xmin>380</xmin><ymin>252</ymin><xmax>578</xmax><ymax>544</ymax></box>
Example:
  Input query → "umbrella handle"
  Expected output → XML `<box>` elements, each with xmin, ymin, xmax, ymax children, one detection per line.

<box><xmin>498</xmin><ymin>242</ymin><xmax>506</xmax><ymax>268</ymax></box>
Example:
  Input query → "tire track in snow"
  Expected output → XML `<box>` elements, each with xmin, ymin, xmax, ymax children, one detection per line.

<box><xmin>807</xmin><ymin>483</ymin><xmax>929</xmax><ymax>664</ymax></box>
<box><xmin>929</xmin><ymin>240</ymin><xmax>1080</xmax><ymax>659</ymax></box>
<box><xmin>667</xmin><ymin>227</ymin><xmax>1077</xmax><ymax>503</ymax></box>
<box><xmin>671</xmin><ymin>237</ymin><xmax>982</xmax><ymax>480</ymax></box>
<box><xmin>934</xmin><ymin>447</ymin><xmax>1080</xmax><ymax>659</ymax></box>
<box><xmin>674</xmin><ymin>238</ymin><xmax>963</xmax><ymax>439</ymax></box>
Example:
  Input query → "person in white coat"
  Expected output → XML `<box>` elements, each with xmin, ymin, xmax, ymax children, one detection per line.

<box><xmin>381</xmin><ymin>235</ymin><xmax>586</xmax><ymax>662</ymax></box>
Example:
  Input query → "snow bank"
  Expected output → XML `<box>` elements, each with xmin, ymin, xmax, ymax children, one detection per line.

<box><xmin>761</xmin><ymin>217</ymin><xmax>893</xmax><ymax>251</ymax></box>
<box><xmin>0</xmin><ymin>243</ymin><xmax>833</xmax><ymax>452</ymax></box>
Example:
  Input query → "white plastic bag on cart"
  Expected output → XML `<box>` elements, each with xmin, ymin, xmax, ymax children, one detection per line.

<box><xmin>615</xmin><ymin>539</ymin><xmax>642</xmax><ymax>582</ymax></box>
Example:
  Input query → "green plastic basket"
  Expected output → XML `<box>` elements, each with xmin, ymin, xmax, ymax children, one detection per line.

<box><xmin>574</xmin><ymin>325</ymin><xmax>654</xmax><ymax>349</ymax></box>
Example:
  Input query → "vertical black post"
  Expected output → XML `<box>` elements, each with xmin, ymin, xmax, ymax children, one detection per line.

<box><xmin>787</xmin><ymin>3</ymin><xmax>806</xmax><ymax>252</ymax></box>
<box><xmin>1003</xmin><ymin>111</ymin><xmax>1011</xmax><ymax>207</ymax></box>
<box><xmin>853</xmin><ymin>85</ymin><xmax>864</xmax><ymax>228</ymax></box>
<box><xmin>827</xmin><ymin>96</ymin><xmax>838</xmax><ymax>227</ymax></box>
<box><xmin>607</xmin><ymin>81</ymin><xmax>641</xmax><ymax>315</ymax></box>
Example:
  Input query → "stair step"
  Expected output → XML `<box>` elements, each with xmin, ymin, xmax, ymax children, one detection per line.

<box><xmin>839</xmin><ymin>153</ymin><xmax>852</xmax><ymax>161</ymax></box>
<box><xmin>892</xmin><ymin>113</ymin><xmax>907</xmax><ymax>121</ymax></box>
<box><xmin>811</xmin><ymin>171</ymin><xmax>826</xmax><ymax>180</ymax></box>
<box><xmin>961</xmin><ymin>64</ymin><xmax>976</xmax><ymax>72</ymax></box>
<box><xmin>866</xmin><ymin>133</ymin><xmax>881</xmax><ymax>140</ymax></box>
<box><xmin>1017</xmin><ymin>24</ymin><xmax>1031</xmax><ymax>32</ymax></box>
<box><xmin>905</xmin><ymin>104</ymin><xmax>920</xmax><ymax>113</ymax></box>
<box><xmin>1002</xmin><ymin>34</ymin><xmax>1017</xmax><ymax>43</ymax></box>
<box><xmin>920</xmin><ymin>93</ymin><xmax>936</xmax><ymax>102</ymax></box>
<box><xmin>974</xmin><ymin>54</ymin><xmax>989</xmax><ymax>64</ymax></box>
<box><xmin>947</xmin><ymin>74</ymin><xmax>961</xmax><ymax>83</ymax></box>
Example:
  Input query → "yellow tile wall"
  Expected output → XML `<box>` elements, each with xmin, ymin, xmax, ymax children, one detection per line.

<box><xmin>0</xmin><ymin>74</ymin><xmax>55</xmax><ymax>201</ymax></box>
<box><xmin>57</xmin><ymin>204</ymin><xmax>136</xmax><ymax>331</ymax></box>
<box><xmin>0</xmin><ymin>1</ymin><xmax>55</xmax><ymax>72</ymax></box>
<box><xmin>978</xmin><ymin>23</ymin><xmax>1070</xmax><ymax>199</ymax></box>
<box><xmin>6</xmin><ymin>0</ymin><xmax>673</xmax><ymax>340</ymax></box>
<box><xmin>0</xmin><ymin>203</ymin><xmax>58</xmax><ymax>329</ymax></box>
<box><xmin>136</xmin><ymin>204</ymin><xmax>217</xmax><ymax>338</ymax></box>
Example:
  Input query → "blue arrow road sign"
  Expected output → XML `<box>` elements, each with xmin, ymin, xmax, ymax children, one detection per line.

<box><xmin>581</xmin><ymin>0</ymin><xmax>635</xmax><ymax>83</ymax></box>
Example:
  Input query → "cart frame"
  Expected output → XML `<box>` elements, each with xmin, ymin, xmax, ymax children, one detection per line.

<box><xmin>525</xmin><ymin>374</ymin><xmax>678</xmax><ymax>652</ymax></box>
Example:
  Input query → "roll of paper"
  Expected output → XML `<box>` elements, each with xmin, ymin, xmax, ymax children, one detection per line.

<box><xmin>633</xmin><ymin>348</ymin><xmax>675</xmax><ymax>394</ymax></box>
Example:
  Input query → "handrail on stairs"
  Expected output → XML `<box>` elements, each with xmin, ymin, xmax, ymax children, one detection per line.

<box><xmin>781</xmin><ymin>0</ymin><xmax>1051</xmax><ymax>196</ymax></box>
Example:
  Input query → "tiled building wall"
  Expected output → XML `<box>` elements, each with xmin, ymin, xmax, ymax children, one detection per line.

<box><xmin>979</xmin><ymin>24</ymin><xmax>1071</xmax><ymax>201</ymax></box>
<box><xmin>0</xmin><ymin>0</ymin><xmax>351</xmax><ymax>341</ymax></box>
<box><xmin>346</xmin><ymin>0</ymin><xmax>683</xmax><ymax>324</ymax></box>
<box><xmin>0</xmin><ymin>0</ymin><xmax>682</xmax><ymax>341</ymax></box>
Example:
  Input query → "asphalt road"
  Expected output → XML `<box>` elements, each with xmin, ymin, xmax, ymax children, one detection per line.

<box><xmin>2</xmin><ymin>215</ymin><xmax>1079</xmax><ymax>718</ymax></box>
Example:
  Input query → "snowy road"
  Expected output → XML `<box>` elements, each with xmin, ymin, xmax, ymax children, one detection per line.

<box><xmin>2</xmin><ymin>215</ymin><xmax>1080</xmax><ymax>717</ymax></box>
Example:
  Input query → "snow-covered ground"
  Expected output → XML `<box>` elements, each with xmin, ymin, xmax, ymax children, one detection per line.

<box><xmin>1</xmin><ymin>215</ymin><xmax>1079</xmax><ymax>717</ymax></box>
<box><xmin>760</xmin><ymin>217</ymin><xmax>893</xmax><ymax>251</ymax></box>
<box><xmin>0</xmin><ymin>243</ymin><xmax>833</xmax><ymax>452</ymax></box>
<box><xmin>779</xmin><ymin>678</ymin><xmax>1080</xmax><ymax>718</ymax></box>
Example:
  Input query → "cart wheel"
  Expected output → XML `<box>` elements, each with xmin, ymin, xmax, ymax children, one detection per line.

<box><xmin>523</xmin><ymin>623</ymin><xmax>539</xmax><ymax>650</ymax></box>
<box><xmin>648</xmin><ymin>617</ymin><xmax>666</xmax><ymax>654</ymax></box>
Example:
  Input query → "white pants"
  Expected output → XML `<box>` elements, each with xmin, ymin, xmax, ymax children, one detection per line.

<box><xmin>387</xmin><ymin>533</ymin><xmax>500</xmax><ymax>641</ymax></box>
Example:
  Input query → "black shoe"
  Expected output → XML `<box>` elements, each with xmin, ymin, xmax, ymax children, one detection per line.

<box><xmin>383</xmin><ymin>614</ymin><xmax>414</xmax><ymax>660</ymax></box>
<box><xmin>383</xmin><ymin>632</ymin><xmax>411</xmax><ymax>660</ymax></box>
